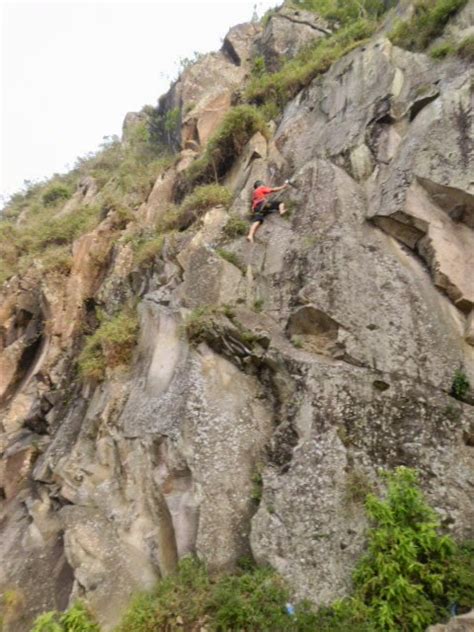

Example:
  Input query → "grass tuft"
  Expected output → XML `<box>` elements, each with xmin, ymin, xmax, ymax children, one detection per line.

<box><xmin>186</xmin><ymin>106</ymin><xmax>268</xmax><ymax>186</ymax></box>
<box><xmin>390</xmin><ymin>0</ymin><xmax>468</xmax><ymax>51</ymax></box>
<box><xmin>78</xmin><ymin>310</ymin><xmax>138</xmax><ymax>381</ymax></box>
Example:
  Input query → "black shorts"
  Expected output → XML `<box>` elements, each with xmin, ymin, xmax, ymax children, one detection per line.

<box><xmin>252</xmin><ymin>199</ymin><xmax>280</xmax><ymax>223</ymax></box>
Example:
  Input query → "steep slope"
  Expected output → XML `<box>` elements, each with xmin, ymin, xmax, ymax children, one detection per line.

<box><xmin>0</xmin><ymin>1</ymin><xmax>473</xmax><ymax>630</ymax></box>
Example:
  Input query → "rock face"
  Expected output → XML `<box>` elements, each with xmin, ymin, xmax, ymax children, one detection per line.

<box><xmin>253</xmin><ymin>5</ymin><xmax>331</xmax><ymax>71</ymax></box>
<box><xmin>1</xmin><ymin>3</ymin><xmax>474</xmax><ymax>631</ymax></box>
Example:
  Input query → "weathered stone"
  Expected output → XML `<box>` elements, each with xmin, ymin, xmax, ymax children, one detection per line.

<box><xmin>1</xmin><ymin>6</ymin><xmax>474</xmax><ymax>630</ymax></box>
<box><xmin>254</xmin><ymin>4</ymin><xmax>331</xmax><ymax>72</ymax></box>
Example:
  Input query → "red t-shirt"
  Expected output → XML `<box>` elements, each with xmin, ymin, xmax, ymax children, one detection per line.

<box><xmin>252</xmin><ymin>186</ymin><xmax>272</xmax><ymax>210</ymax></box>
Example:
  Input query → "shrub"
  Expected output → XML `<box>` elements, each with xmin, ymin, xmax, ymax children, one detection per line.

<box><xmin>186</xmin><ymin>106</ymin><xmax>268</xmax><ymax>185</ymax></box>
<box><xmin>31</xmin><ymin>602</ymin><xmax>100</xmax><ymax>632</ymax></box>
<box><xmin>78</xmin><ymin>310</ymin><xmax>138</xmax><ymax>381</ymax></box>
<box><xmin>42</xmin><ymin>184</ymin><xmax>72</xmax><ymax>206</ymax></box>
<box><xmin>456</xmin><ymin>33</ymin><xmax>474</xmax><ymax>61</ymax></box>
<box><xmin>223</xmin><ymin>214</ymin><xmax>248</xmax><ymax>239</ymax></box>
<box><xmin>390</xmin><ymin>0</ymin><xmax>468</xmax><ymax>51</ymax></box>
<box><xmin>450</xmin><ymin>368</ymin><xmax>470</xmax><ymax>401</ymax></box>
<box><xmin>338</xmin><ymin>467</ymin><xmax>474</xmax><ymax>631</ymax></box>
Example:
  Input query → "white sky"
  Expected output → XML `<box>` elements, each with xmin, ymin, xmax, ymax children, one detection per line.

<box><xmin>0</xmin><ymin>0</ymin><xmax>278</xmax><ymax>200</ymax></box>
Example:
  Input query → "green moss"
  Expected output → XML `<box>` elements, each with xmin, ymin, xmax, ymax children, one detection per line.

<box><xmin>186</xmin><ymin>106</ymin><xmax>268</xmax><ymax>185</ymax></box>
<box><xmin>390</xmin><ymin>0</ymin><xmax>468</xmax><ymax>51</ymax></box>
<box><xmin>78</xmin><ymin>310</ymin><xmax>139</xmax><ymax>381</ymax></box>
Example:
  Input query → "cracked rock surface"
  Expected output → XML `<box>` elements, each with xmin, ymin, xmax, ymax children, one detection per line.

<box><xmin>1</xmin><ymin>2</ymin><xmax>473</xmax><ymax>630</ymax></box>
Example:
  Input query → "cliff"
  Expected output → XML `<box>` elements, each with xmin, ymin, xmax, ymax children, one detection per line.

<box><xmin>0</xmin><ymin>1</ymin><xmax>473</xmax><ymax>630</ymax></box>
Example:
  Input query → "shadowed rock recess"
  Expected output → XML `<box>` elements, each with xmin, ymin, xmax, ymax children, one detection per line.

<box><xmin>1</xmin><ymin>1</ymin><xmax>473</xmax><ymax>630</ymax></box>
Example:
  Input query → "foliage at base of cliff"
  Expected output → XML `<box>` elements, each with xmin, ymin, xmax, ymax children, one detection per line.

<box><xmin>30</xmin><ymin>468</ymin><xmax>473</xmax><ymax>632</ymax></box>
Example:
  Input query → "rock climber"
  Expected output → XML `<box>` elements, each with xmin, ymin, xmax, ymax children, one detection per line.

<box><xmin>246</xmin><ymin>179</ymin><xmax>290</xmax><ymax>243</ymax></box>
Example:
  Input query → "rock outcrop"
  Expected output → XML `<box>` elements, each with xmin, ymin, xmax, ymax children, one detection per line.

<box><xmin>1</xmin><ymin>1</ymin><xmax>473</xmax><ymax>630</ymax></box>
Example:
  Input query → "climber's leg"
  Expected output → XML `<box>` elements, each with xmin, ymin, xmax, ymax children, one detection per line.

<box><xmin>247</xmin><ymin>220</ymin><xmax>262</xmax><ymax>243</ymax></box>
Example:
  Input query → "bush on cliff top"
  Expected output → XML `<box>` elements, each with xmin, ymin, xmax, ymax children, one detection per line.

<box><xmin>390</xmin><ymin>0</ymin><xmax>469</xmax><ymax>51</ymax></box>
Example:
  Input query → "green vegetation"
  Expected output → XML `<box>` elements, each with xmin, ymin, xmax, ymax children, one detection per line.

<box><xmin>155</xmin><ymin>184</ymin><xmax>232</xmax><ymax>233</ymax></box>
<box><xmin>390</xmin><ymin>0</ymin><xmax>468</xmax><ymax>51</ymax></box>
<box><xmin>42</xmin><ymin>184</ymin><xmax>72</xmax><ymax>206</ymax></box>
<box><xmin>252</xmin><ymin>55</ymin><xmax>267</xmax><ymax>78</ymax></box>
<box><xmin>31</xmin><ymin>602</ymin><xmax>100</xmax><ymax>632</ymax></box>
<box><xmin>177</xmin><ymin>184</ymin><xmax>232</xmax><ymax>229</ymax></box>
<box><xmin>246</xmin><ymin>17</ymin><xmax>377</xmax><ymax>109</ymax></box>
<box><xmin>78</xmin><ymin>310</ymin><xmax>139</xmax><ymax>381</ymax></box>
<box><xmin>132</xmin><ymin>233</ymin><xmax>165</xmax><ymax>268</ymax></box>
<box><xmin>335</xmin><ymin>467</ymin><xmax>474</xmax><ymax>631</ymax></box>
<box><xmin>244</xmin><ymin>0</ymin><xmax>395</xmax><ymax>113</ymax></box>
<box><xmin>38</xmin><ymin>245</ymin><xmax>74</xmax><ymax>275</ymax></box>
<box><xmin>430</xmin><ymin>41</ymin><xmax>456</xmax><ymax>58</ymax></box>
<box><xmin>27</xmin><ymin>468</ymin><xmax>473</xmax><ymax>632</ymax></box>
<box><xmin>0</xmin><ymin>117</ymin><xmax>173</xmax><ymax>286</ymax></box>
<box><xmin>0</xmin><ymin>202</ymin><xmax>102</xmax><ymax>284</ymax></box>
<box><xmin>456</xmin><ymin>33</ymin><xmax>474</xmax><ymax>61</ymax></box>
<box><xmin>113</xmin><ymin>467</ymin><xmax>474</xmax><ymax>631</ymax></box>
<box><xmin>186</xmin><ymin>105</ymin><xmax>268</xmax><ymax>185</ymax></box>
<box><xmin>223</xmin><ymin>213</ymin><xmax>248</xmax><ymax>239</ymax></box>
<box><xmin>115</xmin><ymin>557</ymin><xmax>317</xmax><ymax>632</ymax></box>
<box><xmin>450</xmin><ymin>368</ymin><xmax>470</xmax><ymax>401</ymax></box>
<box><xmin>251</xmin><ymin>470</ymin><xmax>264</xmax><ymax>504</ymax></box>
<box><xmin>253</xmin><ymin>298</ymin><xmax>264</xmax><ymax>312</ymax></box>
<box><xmin>215</xmin><ymin>248</ymin><xmax>244</xmax><ymax>272</ymax></box>
<box><xmin>1</xmin><ymin>589</ymin><xmax>25</xmax><ymax>629</ymax></box>
<box><xmin>291</xmin><ymin>0</ymin><xmax>391</xmax><ymax>22</ymax></box>
<box><xmin>182</xmin><ymin>305</ymin><xmax>222</xmax><ymax>346</ymax></box>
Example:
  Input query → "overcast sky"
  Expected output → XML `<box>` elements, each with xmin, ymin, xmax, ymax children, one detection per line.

<box><xmin>0</xmin><ymin>0</ymin><xmax>277</xmax><ymax>200</ymax></box>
